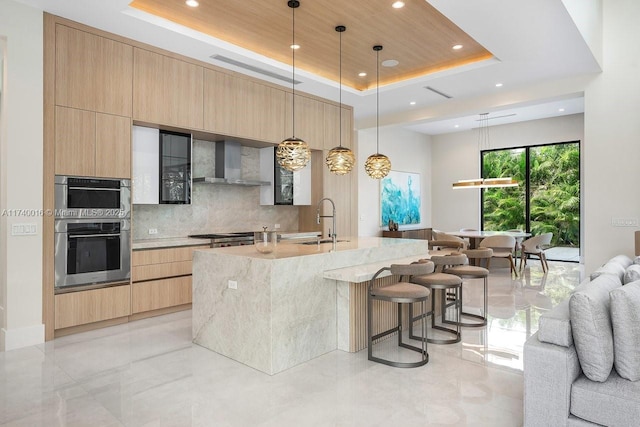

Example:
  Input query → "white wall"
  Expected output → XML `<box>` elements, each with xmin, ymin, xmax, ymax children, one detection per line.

<box><xmin>583</xmin><ymin>0</ymin><xmax>640</xmax><ymax>272</ymax></box>
<box><xmin>0</xmin><ymin>0</ymin><xmax>44</xmax><ymax>351</ymax></box>
<box><xmin>430</xmin><ymin>114</ymin><xmax>584</xmax><ymax>233</ymax></box>
<box><xmin>357</xmin><ymin>127</ymin><xmax>432</xmax><ymax>236</ymax></box>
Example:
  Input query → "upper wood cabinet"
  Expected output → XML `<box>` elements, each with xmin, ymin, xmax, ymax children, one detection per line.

<box><xmin>54</xmin><ymin>106</ymin><xmax>131</xmax><ymax>178</ymax></box>
<box><xmin>55</xmin><ymin>25</ymin><xmax>133</xmax><ymax>117</ymax></box>
<box><xmin>133</xmin><ymin>48</ymin><xmax>204</xmax><ymax>129</ymax></box>
<box><xmin>204</xmin><ymin>70</ymin><xmax>286</xmax><ymax>143</ymax></box>
<box><xmin>286</xmin><ymin>94</ymin><xmax>325</xmax><ymax>150</ymax></box>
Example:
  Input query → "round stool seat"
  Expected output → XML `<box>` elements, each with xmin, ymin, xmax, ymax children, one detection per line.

<box><xmin>412</xmin><ymin>272</ymin><xmax>462</xmax><ymax>287</ymax></box>
<box><xmin>445</xmin><ymin>265</ymin><xmax>489</xmax><ymax>278</ymax></box>
<box><xmin>371</xmin><ymin>282</ymin><xmax>431</xmax><ymax>301</ymax></box>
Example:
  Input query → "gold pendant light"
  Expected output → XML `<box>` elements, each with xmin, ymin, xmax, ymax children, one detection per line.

<box><xmin>451</xmin><ymin>113</ymin><xmax>519</xmax><ymax>189</ymax></box>
<box><xmin>365</xmin><ymin>45</ymin><xmax>391</xmax><ymax>179</ymax></box>
<box><xmin>276</xmin><ymin>0</ymin><xmax>311</xmax><ymax>172</ymax></box>
<box><xmin>326</xmin><ymin>25</ymin><xmax>355</xmax><ymax>175</ymax></box>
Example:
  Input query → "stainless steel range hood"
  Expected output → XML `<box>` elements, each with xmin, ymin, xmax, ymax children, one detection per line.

<box><xmin>193</xmin><ymin>141</ymin><xmax>270</xmax><ymax>186</ymax></box>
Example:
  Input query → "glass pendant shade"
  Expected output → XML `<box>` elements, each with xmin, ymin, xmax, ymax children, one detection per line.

<box><xmin>276</xmin><ymin>137</ymin><xmax>311</xmax><ymax>172</ymax></box>
<box><xmin>365</xmin><ymin>153</ymin><xmax>391</xmax><ymax>179</ymax></box>
<box><xmin>326</xmin><ymin>146</ymin><xmax>356</xmax><ymax>175</ymax></box>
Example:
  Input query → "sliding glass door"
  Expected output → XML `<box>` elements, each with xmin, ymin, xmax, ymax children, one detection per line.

<box><xmin>481</xmin><ymin>141</ymin><xmax>580</xmax><ymax>262</ymax></box>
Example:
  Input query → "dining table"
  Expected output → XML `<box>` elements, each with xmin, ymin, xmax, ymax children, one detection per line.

<box><xmin>445</xmin><ymin>230</ymin><xmax>532</xmax><ymax>250</ymax></box>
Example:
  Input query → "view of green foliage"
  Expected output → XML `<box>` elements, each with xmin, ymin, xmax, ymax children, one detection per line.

<box><xmin>482</xmin><ymin>142</ymin><xmax>580</xmax><ymax>247</ymax></box>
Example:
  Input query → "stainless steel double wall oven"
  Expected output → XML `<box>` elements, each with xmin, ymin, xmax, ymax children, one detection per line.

<box><xmin>54</xmin><ymin>176</ymin><xmax>131</xmax><ymax>291</ymax></box>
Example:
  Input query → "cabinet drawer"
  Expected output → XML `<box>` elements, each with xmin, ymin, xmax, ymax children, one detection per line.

<box><xmin>55</xmin><ymin>285</ymin><xmax>131</xmax><ymax>329</ymax></box>
<box><xmin>132</xmin><ymin>245</ymin><xmax>208</xmax><ymax>266</ymax></box>
<box><xmin>132</xmin><ymin>261</ymin><xmax>192</xmax><ymax>282</ymax></box>
<box><xmin>132</xmin><ymin>276</ymin><xmax>192</xmax><ymax>314</ymax></box>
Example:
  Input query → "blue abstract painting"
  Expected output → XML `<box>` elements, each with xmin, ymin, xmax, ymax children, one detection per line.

<box><xmin>381</xmin><ymin>171</ymin><xmax>421</xmax><ymax>225</ymax></box>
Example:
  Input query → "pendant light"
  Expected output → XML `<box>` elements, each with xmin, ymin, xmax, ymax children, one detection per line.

<box><xmin>326</xmin><ymin>25</ymin><xmax>355</xmax><ymax>175</ymax></box>
<box><xmin>452</xmin><ymin>113</ymin><xmax>518</xmax><ymax>189</ymax></box>
<box><xmin>365</xmin><ymin>45</ymin><xmax>391</xmax><ymax>179</ymax></box>
<box><xmin>276</xmin><ymin>0</ymin><xmax>311</xmax><ymax>172</ymax></box>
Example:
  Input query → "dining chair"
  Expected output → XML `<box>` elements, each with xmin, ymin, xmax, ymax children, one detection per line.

<box><xmin>479</xmin><ymin>235</ymin><xmax>518</xmax><ymax>277</ymax></box>
<box><xmin>429</xmin><ymin>230</ymin><xmax>468</xmax><ymax>251</ymax></box>
<box><xmin>519</xmin><ymin>232</ymin><xmax>553</xmax><ymax>273</ymax></box>
<box><xmin>507</xmin><ymin>229</ymin><xmax>524</xmax><ymax>256</ymax></box>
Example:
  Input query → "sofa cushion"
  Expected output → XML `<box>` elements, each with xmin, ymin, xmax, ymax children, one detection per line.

<box><xmin>570</xmin><ymin>370</ymin><xmax>640</xmax><ymax>426</ymax></box>
<box><xmin>537</xmin><ymin>299</ymin><xmax>573</xmax><ymax>347</ymax></box>
<box><xmin>635</xmin><ymin>255</ymin><xmax>640</xmax><ymax>265</ymax></box>
<box><xmin>610</xmin><ymin>280</ymin><xmax>640</xmax><ymax>381</ymax></box>
<box><xmin>609</xmin><ymin>254</ymin><xmax>633</xmax><ymax>269</ymax></box>
<box><xmin>569</xmin><ymin>274</ymin><xmax>621</xmax><ymax>382</ymax></box>
<box><xmin>590</xmin><ymin>262</ymin><xmax>626</xmax><ymax>281</ymax></box>
<box><xmin>623</xmin><ymin>264</ymin><xmax>640</xmax><ymax>284</ymax></box>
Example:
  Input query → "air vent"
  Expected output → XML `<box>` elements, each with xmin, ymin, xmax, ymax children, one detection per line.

<box><xmin>424</xmin><ymin>86</ymin><xmax>453</xmax><ymax>99</ymax></box>
<box><xmin>210</xmin><ymin>55</ymin><xmax>302</xmax><ymax>85</ymax></box>
<box><xmin>475</xmin><ymin>113</ymin><xmax>517</xmax><ymax>121</ymax></box>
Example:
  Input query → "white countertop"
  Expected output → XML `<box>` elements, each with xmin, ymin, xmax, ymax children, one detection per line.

<box><xmin>132</xmin><ymin>237</ymin><xmax>211</xmax><ymax>250</ymax></box>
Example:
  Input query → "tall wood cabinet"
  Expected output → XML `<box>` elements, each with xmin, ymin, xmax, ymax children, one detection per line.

<box><xmin>286</xmin><ymin>94</ymin><xmax>325</xmax><ymax>150</ymax></box>
<box><xmin>55</xmin><ymin>25</ymin><xmax>133</xmax><ymax>117</ymax></box>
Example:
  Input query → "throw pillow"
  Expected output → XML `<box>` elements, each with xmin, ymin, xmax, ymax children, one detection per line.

<box><xmin>590</xmin><ymin>262</ymin><xmax>626</xmax><ymax>281</ymax></box>
<box><xmin>610</xmin><ymin>280</ymin><xmax>640</xmax><ymax>381</ymax></box>
<box><xmin>624</xmin><ymin>264</ymin><xmax>640</xmax><ymax>284</ymax></box>
<box><xmin>569</xmin><ymin>276</ymin><xmax>621</xmax><ymax>382</ymax></box>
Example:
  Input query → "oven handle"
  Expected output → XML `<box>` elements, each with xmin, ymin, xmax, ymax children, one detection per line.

<box><xmin>68</xmin><ymin>233</ymin><xmax>121</xmax><ymax>239</ymax></box>
<box><xmin>68</xmin><ymin>186</ymin><xmax>121</xmax><ymax>191</ymax></box>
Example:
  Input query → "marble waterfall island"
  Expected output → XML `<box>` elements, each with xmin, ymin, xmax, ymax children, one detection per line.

<box><xmin>192</xmin><ymin>237</ymin><xmax>429</xmax><ymax>375</ymax></box>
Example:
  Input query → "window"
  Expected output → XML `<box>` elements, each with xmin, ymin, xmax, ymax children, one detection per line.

<box><xmin>481</xmin><ymin>141</ymin><xmax>580</xmax><ymax>261</ymax></box>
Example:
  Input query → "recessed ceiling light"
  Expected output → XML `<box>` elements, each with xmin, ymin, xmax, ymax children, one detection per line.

<box><xmin>290</xmin><ymin>44</ymin><xmax>300</xmax><ymax>50</ymax></box>
<box><xmin>559</xmin><ymin>108</ymin><xmax>565</xmax><ymax>112</ymax></box>
<box><xmin>185</xmin><ymin>0</ymin><xmax>199</xmax><ymax>7</ymax></box>
<box><xmin>452</xmin><ymin>44</ymin><xmax>463</xmax><ymax>50</ymax></box>
<box><xmin>358</xmin><ymin>72</ymin><xmax>367</xmax><ymax>77</ymax></box>
<box><xmin>454</xmin><ymin>124</ymin><xmax>459</xmax><ymax>128</ymax></box>
<box><xmin>392</xmin><ymin>1</ymin><xmax>405</xmax><ymax>8</ymax></box>
<box><xmin>410</xmin><ymin>101</ymin><xmax>416</xmax><ymax>105</ymax></box>
<box><xmin>495</xmin><ymin>83</ymin><xmax>503</xmax><ymax>87</ymax></box>
<box><xmin>382</xmin><ymin>59</ymin><xmax>399</xmax><ymax>67</ymax></box>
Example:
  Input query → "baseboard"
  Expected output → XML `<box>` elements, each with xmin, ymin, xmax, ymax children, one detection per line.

<box><xmin>1</xmin><ymin>323</ymin><xmax>45</xmax><ymax>351</ymax></box>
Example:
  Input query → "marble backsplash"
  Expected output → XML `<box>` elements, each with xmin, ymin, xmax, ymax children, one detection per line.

<box><xmin>132</xmin><ymin>139</ymin><xmax>299</xmax><ymax>240</ymax></box>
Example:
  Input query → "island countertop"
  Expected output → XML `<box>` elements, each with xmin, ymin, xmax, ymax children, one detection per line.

<box><xmin>191</xmin><ymin>236</ymin><xmax>430</xmax><ymax>375</ymax></box>
<box><xmin>195</xmin><ymin>236</ymin><xmax>415</xmax><ymax>259</ymax></box>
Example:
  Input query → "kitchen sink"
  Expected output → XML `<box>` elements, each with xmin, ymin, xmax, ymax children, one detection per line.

<box><xmin>300</xmin><ymin>239</ymin><xmax>350</xmax><ymax>245</ymax></box>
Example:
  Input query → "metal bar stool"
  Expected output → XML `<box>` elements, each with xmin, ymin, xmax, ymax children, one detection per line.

<box><xmin>408</xmin><ymin>255</ymin><xmax>466</xmax><ymax>344</ymax></box>
<box><xmin>444</xmin><ymin>248</ymin><xmax>493</xmax><ymax>328</ymax></box>
<box><xmin>368</xmin><ymin>262</ymin><xmax>435</xmax><ymax>368</ymax></box>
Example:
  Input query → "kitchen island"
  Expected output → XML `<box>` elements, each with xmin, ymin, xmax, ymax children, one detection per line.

<box><xmin>192</xmin><ymin>237</ymin><xmax>430</xmax><ymax>375</ymax></box>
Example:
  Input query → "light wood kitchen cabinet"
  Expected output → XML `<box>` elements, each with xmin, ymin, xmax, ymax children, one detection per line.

<box><xmin>54</xmin><ymin>106</ymin><xmax>131</xmax><ymax>178</ymax></box>
<box><xmin>204</xmin><ymin>70</ymin><xmax>286</xmax><ymax>143</ymax></box>
<box><xmin>133</xmin><ymin>48</ymin><xmax>204</xmax><ymax>129</ymax></box>
<box><xmin>286</xmin><ymin>94</ymin><xmax>325</xmax><ymax>150</ymax></box>
<box><xmin>54</xmin><ymin>106</ymin><xmax>95</xmax><ymax>177</ymax></box>
<box><xmin>131</xmin><ymin>245</ymin><xmax>209</xmax><ymax>315</ymax></box>
<box><xmin>55</xmin><ymin>285</ymin><xmax>131</xmax><ymax>330</ymax></box>
<box><xmin>55</xmin><ymin>24</ymin><xmax>132</xmax><ymax>117</ymax></box>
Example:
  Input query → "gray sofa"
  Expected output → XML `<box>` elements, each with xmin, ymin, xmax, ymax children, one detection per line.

<box><xmin>523</xmin><ymin>255</ymin><xmax>640</xmax><ymax>427</ymax></box>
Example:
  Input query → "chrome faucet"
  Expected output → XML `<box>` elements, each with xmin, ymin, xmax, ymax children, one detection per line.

<box><xmin>316</xmin><ymin>197</ymin><xmax>337</xmax><ymax>246</ymax></box>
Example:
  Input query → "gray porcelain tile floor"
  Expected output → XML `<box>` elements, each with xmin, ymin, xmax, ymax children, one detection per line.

<box><xmin>0</xmin><ymin>261</ymin><xmax>583</xmax><ymax>427</ymax></box>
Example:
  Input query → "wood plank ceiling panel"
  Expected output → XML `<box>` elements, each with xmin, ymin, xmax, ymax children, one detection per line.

<box><xmin>130</xmin><ymin>0</ymin><xmax>493</xmax><ymax>91</ymax></box>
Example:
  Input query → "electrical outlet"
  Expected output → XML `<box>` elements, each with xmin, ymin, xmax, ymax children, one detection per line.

<box><xmin>11</xmin><ymin>223</ymin><xmax>37</xmax><ymax>236</ymax></box>
<box><xmin>228</xmin><ymin>280</ymin><xmax>238</xmax><ymax>290</ymax></box>
<box><xmin>274</xmin><ymin>223</ymin><xmax>281</xmax><ymax>229</ymax></box>
<box><xmin>148</xmin><ymin>228</ymin><xmax>158</xmax><ymax>235</ymax></box>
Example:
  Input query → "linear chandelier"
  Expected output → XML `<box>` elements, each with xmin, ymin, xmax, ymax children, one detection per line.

<box><xmin>452</xmin><ymin>113</ymin><xmax>518</xmax><ymax>189</ymax></box>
